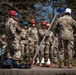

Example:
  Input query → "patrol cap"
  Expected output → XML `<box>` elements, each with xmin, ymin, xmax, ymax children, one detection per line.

<box><xmin>65</xmin><ymin>8</ymin><xmax>71</xmax><ymax>14</ymax></box>
<box><xmin>23</xmin><ymin>22</ymin><xmax>28</xmax><ymax>26</ymax></box>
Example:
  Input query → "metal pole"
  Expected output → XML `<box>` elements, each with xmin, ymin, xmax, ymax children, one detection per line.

<box><xmin>33</xmin><ymin>12</ymin><xmax>58</xmax><ymax>60</ymax></box>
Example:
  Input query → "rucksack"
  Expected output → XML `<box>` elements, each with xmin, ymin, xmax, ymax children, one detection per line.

<box><xmin>1</xmin><ymin>59</ymin><xmax>14</xmax><ymax>69</ymax></box>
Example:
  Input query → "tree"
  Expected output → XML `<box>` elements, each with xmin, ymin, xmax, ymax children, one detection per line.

<box><xmin>65</xmin><ymin>0</ymin><xmax>76</xmax><ymax>20</ymax></box>
<box><xmin>0</xmin><ymin>0</ymin><xmax>66</xmax><ymax>22</ymax></box>
<box><xmin>0</xmin><ymin>0</ymin><xmax>76</xmax><ymax>25</ymax></box>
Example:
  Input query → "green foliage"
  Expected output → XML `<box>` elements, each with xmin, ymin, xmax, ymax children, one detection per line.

<box><xmin>65</xmin><ymin>0</ymin><xmax>76</xmax><ymax>20</ymax></box>
<box><xmin>0</xmin><ymin>0</ymin><xmax>76</xmax><ymax>23</ymax></box>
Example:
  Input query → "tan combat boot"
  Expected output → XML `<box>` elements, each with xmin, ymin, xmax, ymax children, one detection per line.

<box><xmin>68</xmin><ymin>63</ymin><xmax>73</xmax><ymax>68</ymax></box>
<box><xmin>59</xmin><ymin>61</ymin><xmax>64</xmax><ymax>68</ymax></box>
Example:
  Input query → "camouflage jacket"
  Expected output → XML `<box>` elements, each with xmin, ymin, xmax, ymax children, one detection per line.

<box><xmin>5</xmin><ymin>18</ymin><xmax>21</xmax><ymax>40</ymax></box>
<box><xmin>54</xmin><ymin>15</ymin><xmax>76</xmax><ymax>40</ymax></box>
<box><xmin>38</xmin><ymin>28</ymin><xmax>47</xmax><ymax>44</ymax></box>
<box><xmin>20</xmin><ymin>28</ymin><xmax>28</xmax><ymax>40</ymax></box>
<box><xmin>28</xmin><ymin>27</ymin><xmax>38</xmax><ymax>42</ymax></box>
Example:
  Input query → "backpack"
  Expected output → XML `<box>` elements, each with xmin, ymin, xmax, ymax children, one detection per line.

<box><xmin>1</xmin><ymin>59</ymin><xmax>14</xmax><ymax>69</ymax></box>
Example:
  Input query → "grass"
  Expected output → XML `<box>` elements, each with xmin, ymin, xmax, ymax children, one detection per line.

<box><xmin>56</xmin><ymin>58</ymin><xmax>76</xmax><ymax>67</ymax></box>
<box><xmin>72</xmin><ymin>58</ymin><xmax>76</xmax><ymax>66</ymax></box>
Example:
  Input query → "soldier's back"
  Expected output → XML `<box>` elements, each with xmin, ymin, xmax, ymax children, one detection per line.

<box><xmin>56</xmin><ymin>15</ymin><xmax>74</xmax><ymax>40</ymax></box>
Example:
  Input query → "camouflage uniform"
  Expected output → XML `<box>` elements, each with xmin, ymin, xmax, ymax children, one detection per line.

<box><xmin>44</xmin><ymin>30</ymin><xmax>50</xmax><ymax>63</ymax></box>
<box><xmin>50</xmin><ymin>35</ymin><xmax>58</xmax><ymax>64</ymax></box>
<box><xmin>45</xmin><ymin>30</ymin><xmax>58</xmax><ymax>65</ymax></box>
<box><xmin>0</xmin><ymin>34</ymin><xmax>7</xmax><ymax>54</ymax></box>
<box><xmin>74</xmin><ymin>30</ymin><xmax>76</xmax><ymax>57</ymax></box>
<box><xmin>38</xmin><ymin>28</ymin><xmax>46</xmax><ymax>63</ymax></box>
<box><xmin>54</xmin><ymin>15</ymin><xmax>76</xmax><ymax>64</ymax></box>
<box><xmin>20</xmin><ymin>28</ymin><xmax>28</xmax><ymax>54</ymax></box>
<box><xmin>5</xmin><ymin>18</ymin><xmax>21</xmax><ymax>60</ymax></box>
<box><xmin>20</xmin><ymin>27</ymin><xmax>29</xmax><ymax>62</ymax></box>
<box><xmin>28</xmin><ymin>27</ymin><xmax>38</xmax><ymax>61</ymax></box>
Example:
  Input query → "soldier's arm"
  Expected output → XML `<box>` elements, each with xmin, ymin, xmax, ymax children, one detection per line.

<box><xmin>21</xmin><ymin>33</ymin><xmax>25</xmax><ymax>39</ymax></box>
<box><xmin>49</xmin><ymin>31</ymin><xmax>55</xmax><ymax>44</ymax></box>
<box><xmin>9</xmin><ymin>23</ymin><xmax>16</xmax><ymax>35</ymax></box>
<box><xmin>72</xmin><ymin>19</ymin><xmax>76</xmax><ymax>28</ymax></box>
<box><xmin>16</xmin><ymin>26</ymin><xmax>21</xmax><ymax>32</ymax></box>
<box><xmin>12</xmin><ymin>21</ymin><xmax>21</xmax><ymax>33</ymax></box>
<box><xmin>27</xmin><ymin>28</ymin><xmax>31</xmax><ymax>36</ymax></box>
<box><xmin>52</xmin><ymin>19</ymin><xmax>59</xmax><ymax>33</ymax></box>
<box><xmin>16</xmin><ymin>24</ymin><xmax>21</xmax><ymax>32</ymax></box>
<box><xmin>46</xmin><ymin>31</ymin><xmax>50</xmax><ymax>36</ymax></box>
<box><xmin>34</xmin><ymin>29</ymin><xmax>39</xmax><ymax>41</ymax></box>
<box><xmin>72</xmin><ymin>19</ymin><xmax>76</xmax><ymax>35</ymax></box>
<box><xmin>39</xmin><ymin>29</ymin><xmax>45</xmax><ymax>36</ymax></box>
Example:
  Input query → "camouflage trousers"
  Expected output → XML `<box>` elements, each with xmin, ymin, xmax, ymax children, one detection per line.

<box><xmin>74</xmin><ymin>36</ymin><xmax>76</xmax><ymax>57</ymax></box>
<box><xmin>50</xmin><ymin>44</ymin><xmax>58</xmax><ymax>63</ymax></box>
<box><xmin>27</xmin><ymin>41</ymin><xmax>38</xmax><ymax>61</ymax></box>
<box><xmin>58</xmin><ymin>38</ymin><xmax>74</xmax><ymax>64</ymax></box>
<box><xmin>44</xmin><ymin>44</ymin><xmax>58</xmax><ymax>63</ymax></box>
<box><xmin>7</xmin><ymin>39</ymin><xmax>21</xmax><ymax>60</ymax></box>
<box><xmin>34</xmin><ymin>41</ymin><xmax>38</xmax><ymax>55</ymax></box>
<box><xmin>20</xmin><ymin>40</ymin><xmax>28</xmax><ymax>55</ymax></box>
<box><xmin>39</xmin><ymin>44</ymin><xmax>45</xmax><ymax>62</ymax></box>
<box><xmin>44</xmin><ymin>44</ymin><xmax>50</xmax><ymax>62</ymax></box>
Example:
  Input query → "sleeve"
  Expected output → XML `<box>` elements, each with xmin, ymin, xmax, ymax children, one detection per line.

<box><xmin>39</xmin><ymin>29</ymin><xmax>45</xmax><ymax>36</ymax></box>
<box><xmin>27</xmin><ymin>28</ymin><xmax>31</xmax><ymax>35</ymax></box>
<box><xmin>72</xmin><ymin>19</ymin><xmax>76</xmax><ymax>28</ymax></box>
<box><xmin>49</xmin><ymin>32</ymin><xmax>55</xmax><ymax>44</ymax></box>
<box><xmin>16</xmin><ymin>26</ymin><xmax>21</xmax><ymax>32</ymax></box>
<box><xmin>72</xmin><ymin>19</ymin><xmax>76</xmax><ymax>34</ymax></box>
<box><xmin>21</xmin><ymin>32</ymin><xmax>25</xmax><ymax>39</ymax></box>
<box><xmin>34</xmin><ymin>29</ymin><xmax>38</xmax><ymax>41</ymax></box>
<box><xmin>9</xmin><ymin>23</ymin><xmax>16</xmax><ymax>35</ymax></box>
<box><xmin>52</xmin><ymin>19</ymin><xmax>59</xmax><ymax>33</ymax></box>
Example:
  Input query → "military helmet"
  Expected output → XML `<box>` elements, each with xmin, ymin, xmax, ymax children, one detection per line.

<box><xmin>40</xmin><ymin>21</ymin><xmax>46</xmax><ymax>26</ymax></box>
<box><xmin>65</xmin><ymin>8</ymin><xmax>71</xmax><ymax>14</ymax></box>
<box><xmin>46</xmin><ymin>23</ymin><xmax>50</xmax><ymax>27</ymax></box>
<box><xmin>30</xmin><ymin>19</ymin><xmax>36</xmax><ymax>24</ymax></box>
<box><xmin>16</xmin><ymin>12</ymin><xmax>19</xmax><ymax>18</ymax></box>
<box><xmin>8</xmin><ymin>10</ymin><xmax>16</xmax><ymax>16</ymax></box>
<box><xmin>23</xmin><ymin>22</ymin><xmax>28</xmax><ymax>26</ymax></box>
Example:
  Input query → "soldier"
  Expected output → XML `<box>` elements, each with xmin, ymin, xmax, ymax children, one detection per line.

<box><xmin>45</xmin><ymin>23</ymin><xmax>58</xmax><ymax>67</ymax></box>
<box><xmin>0</xmin><ymin>34</ymin><xmax>7</xmax><ymax>55</ymax></box>
<box><xmin>5</xmin><ymin>10</ymin><xmax>21</xmax><ymax>61</ymax></box>
<box><xmin>28</xmin><ymin>19</ymin><xmax>38</xmax><ymax>64</ymax></box>
<box><xmin>54</xmin><ymin>8</ymin><xmax>76</xmax><ymax>68</ymax></box>
<box><xmin>50</xmin><ymin>36</ymin><xmax>58</xmax><ymax>67</ymax></box>
<box><xmin>38</xmin><ymin>21</ymin><xmax>47</xmax><ymax>66</ymax></box>
<box><xmin>43</xmin><ymin>23</ymin><xmax>51</xmax><ymax>67</ymax></box>
<box><xmin>20</xmin><ymin>22</ymin><xmax>28</xmax><ymax>54</ymax></box>
<box><xmin>74</xmin><ymin>26</ymin><xmax>76</xmax><ymax>57</ymax></box>
<box><xmin>20</xmin><ymin>22</ymin><xmax>29</xmax><ymax>63</ymax></box>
